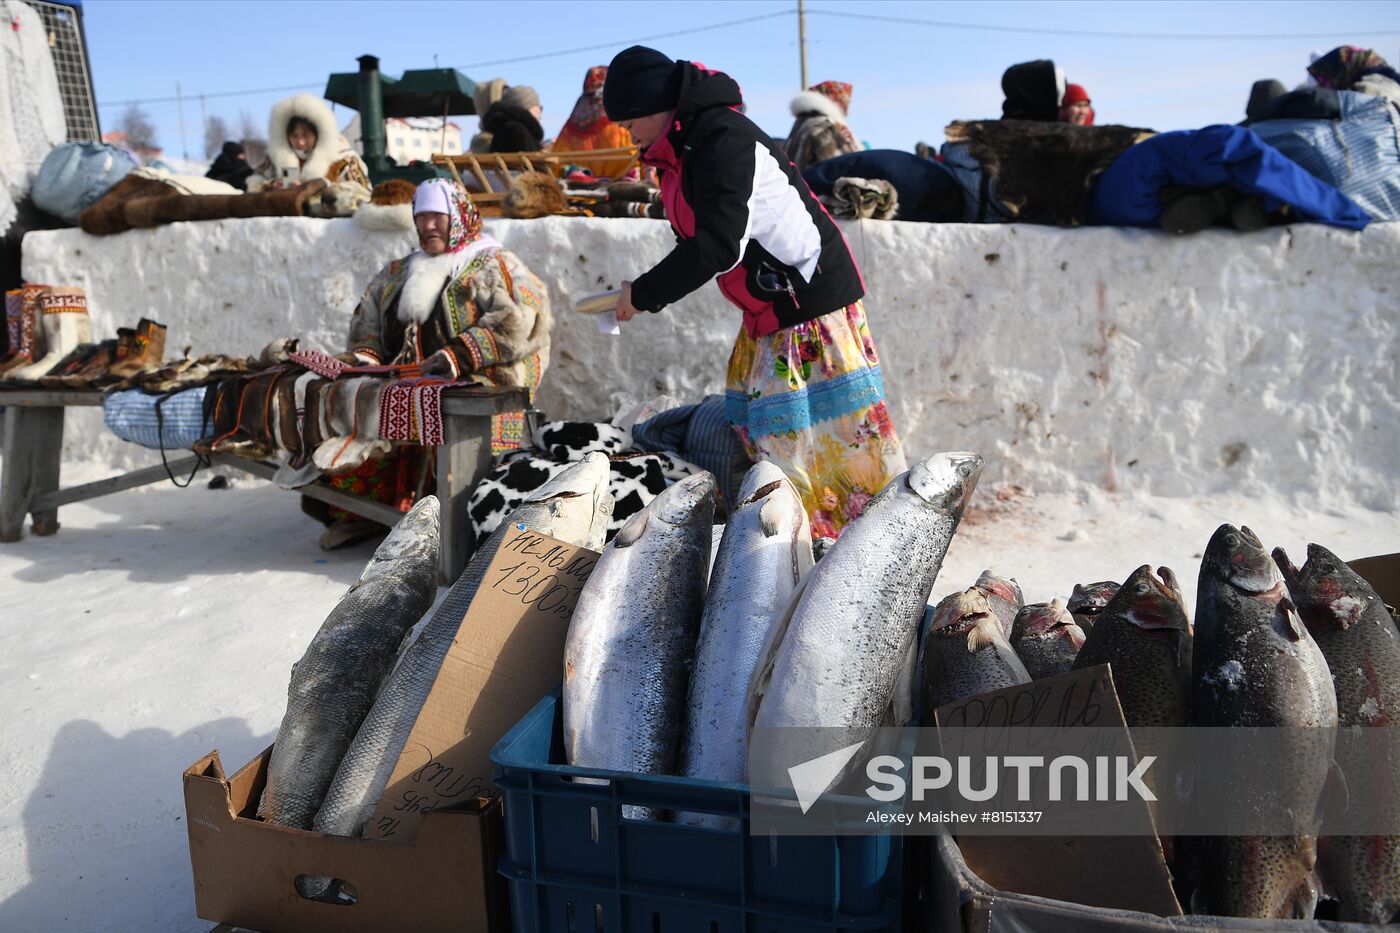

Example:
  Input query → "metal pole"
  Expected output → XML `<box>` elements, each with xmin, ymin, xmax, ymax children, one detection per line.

<box><xmin>199</xmin><ymin>93</ymin><xmax>208</xmax><ymax>157</ymax></box>
<box><xmin>798</xmin><ymin>0</ymin><xmax>808</xmax><ymax>88</ymax></box>
<box><xmin>176</xmin><ymin>81</ymin><xmax>188</xmax><ymax>162</ymax></box>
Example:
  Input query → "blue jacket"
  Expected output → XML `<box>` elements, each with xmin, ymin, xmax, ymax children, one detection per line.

<box><xmin>1087</xmin><ymin>125</ymin><xmax>1370</xmax><ymax>230</ymax></box>
<box><xmin>802</xmin><ymin>150</ymin><xmax>961</xmax><ymax>222</ymax></box>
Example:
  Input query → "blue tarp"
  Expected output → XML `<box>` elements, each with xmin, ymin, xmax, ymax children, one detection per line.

<box><xmin>1088</xmin><ymin>124</ymin><xmax>1371</xmax><ymax>230</ymax></box>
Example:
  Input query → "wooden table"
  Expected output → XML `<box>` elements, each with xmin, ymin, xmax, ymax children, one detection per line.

<box><xmin>0</xmin><ymin>386</ymin><xmax>528</xmax><ymax>584</ymax></box>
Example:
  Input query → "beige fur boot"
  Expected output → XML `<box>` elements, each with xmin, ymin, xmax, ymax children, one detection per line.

<box><xmin>5</xmin><ymin>288</ymin><xmax>89</xmax><ymax>381</ymax></box>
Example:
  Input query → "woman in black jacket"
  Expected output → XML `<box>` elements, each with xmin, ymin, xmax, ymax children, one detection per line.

<box><xmin>607</xmin><ymin>46</ymin><xmax>905</xmax><ymax>538</ymax></box>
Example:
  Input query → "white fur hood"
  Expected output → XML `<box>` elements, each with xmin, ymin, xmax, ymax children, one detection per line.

<box><xmin>265</xmin><ymin>93</ymin><xmax>346</xmax><ymax>181</ymax></box>
<box><xmin>789</xmin><ymin>90</ymin><xmax>847</xmax><ymax>124</ymax></box>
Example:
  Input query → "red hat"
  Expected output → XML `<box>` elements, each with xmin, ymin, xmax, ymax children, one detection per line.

<box><xmin>1062</xmin><ymin>83</ymin><xmax>1091</xmax><ymax>105</ymax></box>
<box><xmin>810</xmin><ymin>80</ymin><xmax>853</xmax><ymax>116</ymax></box>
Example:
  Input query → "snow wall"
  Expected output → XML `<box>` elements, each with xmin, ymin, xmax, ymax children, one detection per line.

<box><xmin>21</xmin><ymin>217</ymin><xmax>1400</xmax><ymax>512</ymax></box>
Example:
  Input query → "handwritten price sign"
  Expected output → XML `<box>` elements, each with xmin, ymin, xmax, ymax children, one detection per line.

<box><xmin>365</xmin><ymin>527</ymin><xmax>599</xmax><ymax>842</ymax></box>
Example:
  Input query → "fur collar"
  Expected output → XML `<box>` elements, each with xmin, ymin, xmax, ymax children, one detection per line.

<box><xmin>265</xmin><ymin>93</ymin><xmax>345</xmax><ymax>182</ymax></box>
<box><xmin>396</xmin><ymin>237</ymin><xmax>504</xmax><ymax>324</ymax></box>
<box><xmin>789</xmin><ymin>90</ymin><xmax>847</xmax><ymax>124</ymax></box>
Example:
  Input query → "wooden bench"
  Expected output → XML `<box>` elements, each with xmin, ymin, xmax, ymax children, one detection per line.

<box><xmin>0</xmin><ymin>386</ymin><xmax>528</xmax><ymax>584</ymax></box>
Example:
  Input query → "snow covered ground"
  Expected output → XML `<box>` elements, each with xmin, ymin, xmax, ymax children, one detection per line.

<box><xmin>0</xmin><ymin>459</ymin><xmax>1392</xmax><ymax>932</ymax></box>
<box><xmin>5</xmin><ymin>217</ymin><xmax>1397</xmax><ymax>929</ymax></box>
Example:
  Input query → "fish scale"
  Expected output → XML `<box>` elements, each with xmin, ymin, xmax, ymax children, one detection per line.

<box><xmin>311</xmin><ymin>454</ymin><xmax>613</xmax><ymax>846</ymax></box>
<box><xmin>564</xmin><ymin>471</ymin><xmax>716</xmax><ymax>788</ymax></box>
<box><xmin>1276</xmin><ymin>543</ymin><xmax>1400</xmax><ymax>925</ymax></box>
<box><xmin>750</xmin><ymin>452</ymin><xmax>982</xmax><ymax>742</ymax></box>
<box><xmin>262</xmin><ymin>495</ymin><xmax>441</xmax><ymax>830</ymax></box>
<box><xmin>680</xmin><ymin>462</ymin><xmax>811</xmax><ymax>804</ymax></box>
<box><xmin>1189</xmin><ymin>525</ymin><xmax>1337</xmax><ymax>920</ymax></box>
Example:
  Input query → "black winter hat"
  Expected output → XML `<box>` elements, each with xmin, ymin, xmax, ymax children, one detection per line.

<box><xmin>603</xmin><ymin>45</ymin><xmax>682</xmax><ymax>120</ymax></box>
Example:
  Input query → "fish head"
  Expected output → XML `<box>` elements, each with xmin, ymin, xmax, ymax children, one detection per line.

<box><xmin>1066</xmin><ymin>580</ymin><xmax>1120</xmax><ymax>621</ymax></box>
<box><xmin>1015</xmin><ymin>599</ymin><xmax>1079</xmax><ymax>639</ymax></box>
<box><xmin>736</xmin><ymin>459</ymin><xmax>790</xmax><ymax>506</ymax></box>
<box><xmin>1275</xmin><ymin>543</ymin><xmax>1370</xmax><ymax>632</ymax></box>
<box><xmin>1201</xmin><ymin>524</ymin><xmax>1279</xmax><ymax>595</ymax></box>
<box><xmin>525</xmin><ymin>452</ymin><xmax>614</xmax><ymax>550</ymax></box>
<box><xmin>649</xmin><ymin>470</ymin><xmax>718</xmax><ymax>526</ymax></box>
<box><xmin>1111</xmin><ymin>565</ymin><xmax>1190</xmax><ymax>635</ymax></box>
<box><xmin>908</xmin><ymin>451</ymin><xmax>983</xmax><ymax>514</ymax></box>
<box><xmin>365</xmin><ymin>494</ymin><xmax>440</xmax><ymax>567</ymax></box>
<box><xmin>930</xmin><ymin>587</ymin><xmax>994</xmax><ymax>635</ymax></box>
<box><xmin>974</xmin><ymin>569</ymin><xmax>1023</xmax><ymax>608</ymax></box>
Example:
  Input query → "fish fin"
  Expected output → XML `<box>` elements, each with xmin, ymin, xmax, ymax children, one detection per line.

<box><xmin>1317</xmin><ymin>758</ymin><xmax>1350</xmax><ymax>825</ymax></box>
<box><xmin>613</xmin><ymin>509</ymin><xmax>649</xmax><ymax>547</ymax></box>
<box><xmin>745</xmin><ymin>572</ymin><xmax>811</xmax><ymax>735</ymax></box>
<box><xmin>966</xmin><ymin>620</ymin><xmax>1001</xmax><ymax>652</ymax></box>
<box><xmin>1280</xmin><ymin>599</ymin><xmax>1307</xmax><ymax>642</ymax></box>
<box><xmin>1066</xmin><ymin>623</ymin><xmax>1087</xmax><ymax>651</ymax></box>
<box><xmin>757</xmin><ymin>495</ymin><xmax>785</xmax><ymax>538</ymax></box>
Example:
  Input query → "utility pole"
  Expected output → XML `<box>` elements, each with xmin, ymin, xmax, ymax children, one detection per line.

<box><xmin>176</xmin><ymin>81</ymin><xmax>188</xmax><ymax>162</ymax></box>
<box><xmin>199</xmin><ymin>93</ymin><xmax>208</xmax><ymax>157</ymax></box>
<box><xmin>797</xmin><ymin>0</ymin><xmax>808</xmax><ymax>88</ymax></box>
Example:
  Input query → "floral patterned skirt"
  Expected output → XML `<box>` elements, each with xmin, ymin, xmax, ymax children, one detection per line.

<box><xmin>725</xmin><ymin>301</ymin><xmax>907</xmax><ymax>539</ymax></box>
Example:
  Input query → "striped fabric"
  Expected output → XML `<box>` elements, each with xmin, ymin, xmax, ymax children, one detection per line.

<box><xmin>104</xmin><ymin>387</ymin><xmax>210</xmax><ymax>451</ymax></box>
<box><xmin>1253</xmin><ymin>90</ymin><xmax>1400</xmax><ymax>221</ymax></box>
<box><xmin>631</xmin><ymin>394</ymin><xmax>749</xmax><ymax>509</ymax></box>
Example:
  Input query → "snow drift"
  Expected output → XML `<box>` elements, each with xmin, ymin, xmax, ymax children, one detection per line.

<box><xmin>21</xmin><ymin>216</ymin><xmax>1399</xmax><ymax>510</ymax></box>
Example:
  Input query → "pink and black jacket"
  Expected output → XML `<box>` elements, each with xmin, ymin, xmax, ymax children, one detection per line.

<box><xmin>629</xmin><ymin>63</ymin><xmax>865</xmax><ymax>338</ymax></box>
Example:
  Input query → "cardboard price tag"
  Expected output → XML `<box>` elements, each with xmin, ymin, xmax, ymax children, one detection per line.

<box><xmin>365</xmin><ymin>526</ymin><xmax>599</xmax><ymax>842</ymax></box>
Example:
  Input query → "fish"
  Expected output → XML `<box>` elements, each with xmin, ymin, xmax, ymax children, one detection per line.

<box><xmin>680</xmin><ymin>463</ymin><xmax>811</xmax><ymax>793</ymax></box>
<box><xmin>1188</xmin><ymin>525</ymin><xmax>1338</xmax><ymax>920</ymax></box>
<box><xmin>312</xmin><ymin>455</ymin><xmax>613</xmax><ymax>842</ymax></box>
<box><xmin>1072</xmin><ymin>566</ymin><xmax>1191</xmax><ymax>728</ymax></box>
<box><xmin>563</xmin><ymin>471</ymin><xmax>716</xmax><ymax>791</ymax></box>
<box><xmin>1066</xmin><ymin>580</ymin><xmax>1120</xmax><ymax>633</ymax></box>
<box><xmin>1275</xmin><ymin>543</ymin><xmax>1400</xmax><ymax>925</ymax></box>
<box><xmin>918</xmin><ymin>584</ymin><xmax>1030</xmax><ymax>712</ymax></box>
<box><xmin>970</xmin><ymin>569</ymin><xmax>1025</xmax><ymax>637</ymax></box>
<box><xmin>750</xmin><ymin>452</ymin><xmax>983</xmax><ymax>750</ymax></box>
<box><xmin>1010</xmin><ymin>599</ymin><xmax>1085</xmax><ymax>680</ymax></box>
<box><xmin>261</xmin><ymin>496</ymin><xmax>440</xmax><ymax>830</ymax></box>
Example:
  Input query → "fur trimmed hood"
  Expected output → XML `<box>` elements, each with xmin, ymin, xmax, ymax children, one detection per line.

<box><xmin>789</xmin><ymin>90</ymin><xmax>847</xmax><ymax>125</ymax></box>
<box><xmin>265</xmin><ymin>93</ymin><xmax>346</xmax><ymax>181</ymax></box>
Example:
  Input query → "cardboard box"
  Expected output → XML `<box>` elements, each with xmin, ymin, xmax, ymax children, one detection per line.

<box><xmin>932</xmin><ymin>664</ymin><xmax>1183</xmax><ymax>918</ymax></box>
<box><xmin>365</xmin><ymin>528</ymin><xmax>599</xmax><ymax>842</ymax></box>
<box><xmin>1350</xmin><ymin>552</ymin><xmax>1400</xmax><ymax>609</ymax></box>
<box><xmin>184</xmin><ymin>746</ymin><xmax>508</xmax><ymax>932</ymax></box>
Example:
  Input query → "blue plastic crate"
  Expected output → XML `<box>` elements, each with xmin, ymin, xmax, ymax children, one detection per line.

<box><xmin>491</xmin><ymin>692</ymin><xmax>906</xmax><ymax>933</ymax></box>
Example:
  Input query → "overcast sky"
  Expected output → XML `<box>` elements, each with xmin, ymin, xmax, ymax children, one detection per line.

<box><xmin>83</xmin><ymin>0</ymin><xmax>1400</xmax><ymax>161</ymax></box>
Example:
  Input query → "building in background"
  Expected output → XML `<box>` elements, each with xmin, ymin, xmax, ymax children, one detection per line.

<box><xmin>342</xmin><ymin>115</ymin><xmax>464</xmax><ymax>165</ymax></box>
<box><xmin>26</xmin><ymin>0</ymin><xmax>101</xmax><ymax>141</ymax></box>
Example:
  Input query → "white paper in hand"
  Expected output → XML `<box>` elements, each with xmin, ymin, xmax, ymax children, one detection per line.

<box><xmin>597</xmin><ymin>309</ymin><xmax>621</xmax><ymax>336</ymax></box>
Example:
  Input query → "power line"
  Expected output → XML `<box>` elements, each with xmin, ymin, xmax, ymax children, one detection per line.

<box><xmin>96</xmin><ymin>9</ymin><xmax>796</xmax><ymax>111</ymax></box>
<box><xmin>805</xmin><ymin>9</ymin><xmax>1400</xmax><ymax>41</ymax></box>
<box><xmin>452</xmin><ymin>9</ymin><xmax>796</xmax><ymax>69</ymax></box>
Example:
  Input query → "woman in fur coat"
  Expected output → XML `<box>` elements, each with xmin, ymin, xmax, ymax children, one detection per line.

<box><xmin>248</xmin><ymin>92</ymin><xmax>370</xmax><ymax>201</ymax></box>
<box><xmin>315</xmin><ymin>177</ymin><xmax>553</xmax><ymax>548</ymax></box>
<box><xmin>784</xmin><ymin>80</ymin><xmax>861</xmax><ymax>173</ymax></box>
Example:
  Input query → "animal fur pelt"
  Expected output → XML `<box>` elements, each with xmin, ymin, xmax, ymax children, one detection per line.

<box><xmin>945</xmin><ymin>119</ymin><xmax>1154</xmax><ymax>226</ymax></box>
<box><xmin>78</xmin><ymin>174</ymin><xmax>176</xmax><ymax>235</ymax></box>
<box><xmin>504</xmin><ymin>172</ymin><xmax>568</xmax><ymax>219</ymax></box>
<box><xmin>121</xmin><ymin>180</ymin><xmax>327</xmax><ymax>229</ymax></box>
<box><xmin>354</xmin><ymin>178</ymin><xmax>417</xmax><ymax>231</ymax></box>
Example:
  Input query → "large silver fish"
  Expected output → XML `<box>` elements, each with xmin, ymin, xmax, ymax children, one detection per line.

<box><xmin>261</xmin><ymin>496</ymin><xmax>440</xmax><ymax>829</ymax></box>
<box><xmin>1189</xmin><ymin>524</ymin><xmax>1338</xmax><ymax>920</ymax></box>
<box><xmin>680</xmin><ymin>463</ymin><xmax>811</xmax><ymax>801</ymax></box>
<box><xmin>749</xmin><ymin>452</ymin><xmax>982</xmax><ymax>741</ymax></box>
<box><xmin>563</xmin><ymin>471</ymin><xmax>716</xmax><ymax>783</ymax></box>
<box><xmin>312</xmin><ymin>454</ymin><xmax>613</xmax><ymax>841</ymax></box>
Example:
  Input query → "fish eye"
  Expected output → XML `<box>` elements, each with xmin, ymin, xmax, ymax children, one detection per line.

<box><xmin>1223</xmin><ymin>533</ymin><xmax>1238</xmax><ymax>547</ymax></box>
<box><xmin>1135</xmin><ymin>582</ymin><xmax>1151</xmax><ymax>595</ymax></box>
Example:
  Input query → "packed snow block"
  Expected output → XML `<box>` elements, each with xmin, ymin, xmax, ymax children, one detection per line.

<box><xmin>183</xmin><ymin>747</ymin><xmax>508</xmax><ymax>933</ymax></box>
<box><xmin>21</xmin><ymin>218</ymin><xmax>1400</xmax><ymax>511</ymax></box>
